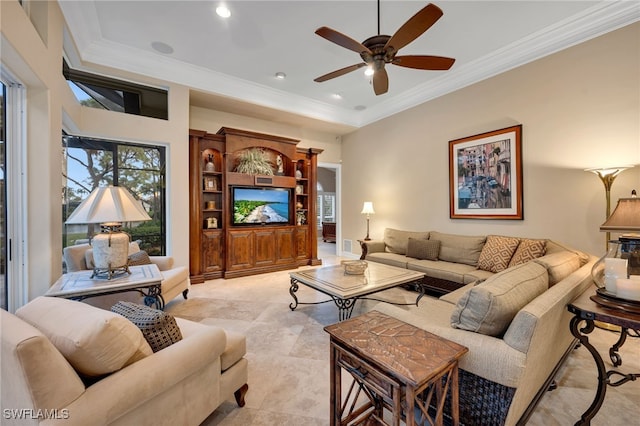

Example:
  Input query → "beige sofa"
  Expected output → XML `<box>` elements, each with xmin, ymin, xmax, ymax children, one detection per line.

<box><xmin>63</xmin><ymin>242</ymin><xmax>189</xmax><ymax>308</ymax></box>
<box><xmin>362</xmin><ymin>229</ymin><xmax>595</xmax><ymax>425</ymax></box>
<box><xmin>1</xmin><ymin>296</ymin><xmax>248</xmax><ymax>426</ymax></box>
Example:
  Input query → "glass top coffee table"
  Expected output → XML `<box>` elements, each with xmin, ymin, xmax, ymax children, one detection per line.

<box><xmin>289</xmin><ymin>262</ymin><xmax>425</xmax><ymax>320</ymax></box>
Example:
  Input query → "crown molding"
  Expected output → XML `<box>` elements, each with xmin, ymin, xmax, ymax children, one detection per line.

<box><xmin>61</xmin><ymin>1</ymin><xmax>639</xmax><ymax>130</ymax></box>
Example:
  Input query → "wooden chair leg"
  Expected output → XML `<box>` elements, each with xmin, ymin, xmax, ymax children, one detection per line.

<box><xmin>182</xmin><ymin>289</ymin><xmax>189</xmax><ymax>299</ymax></box>
<box><xmin>234</xmin><ymin>383</ymin><xmax>249</xmax><ymax>407</ymax></box>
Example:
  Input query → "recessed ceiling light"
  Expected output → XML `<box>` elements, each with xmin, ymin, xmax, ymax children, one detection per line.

<box><xmin>216</xmin><ymin>5</ymin><xmax>231</xmax><ymax>18</ymax></box>
<box><xmin>275</xmin><ymin>72</ymin><xmax>286</xmax><ymax>79</ymax></box>
<box><xmin>332</xmin><ymin>93</ymin><xmax>342</xmax><ymax>99</ymax></box>
<box><xmin>364</xmin><ymin>67</ymin><xmax>374</xmax><ymax>77</ymax></box>
<box><xmin>354</xmin><ymin>105</ymin><xmax>367</xmax><ymax>111</ymax></box>
<box><xmin>151</xmin><ymin>41</ymin><xmax>174</xmax><ymax>54</ymax></box>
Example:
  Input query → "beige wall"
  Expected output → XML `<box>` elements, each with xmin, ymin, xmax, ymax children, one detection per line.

<box><xmin>342</xmin><ymin>22</ymin><xmax>640</xmax><ymax>257</ymax></box>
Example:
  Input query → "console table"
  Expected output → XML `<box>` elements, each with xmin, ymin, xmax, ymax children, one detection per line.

<box><xmin>567</xmin><ymin>287</ymin><xmax>640</xmax><ymax>425</ymax></box>
<box><xmin>46</xmin><ymin>264</ymin><xmax>165</xmax><ymax>309</ymax></box>
<box><xmin>324</xmin><ymin>310</ymin><xmax>468</xmax><ymax>425</ymax></box>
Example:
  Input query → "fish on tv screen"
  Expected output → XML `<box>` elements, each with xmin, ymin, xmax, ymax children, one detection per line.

<box><xmin>232</xmin><ymin>187</ymin><xmax>291</xmax><ymax>225</ymax></box>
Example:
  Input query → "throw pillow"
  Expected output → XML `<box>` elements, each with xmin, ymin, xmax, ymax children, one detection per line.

<box><xmin>406</xmin><ymin>238</ymin><xmax>440</xmax><ymax>260</ymax></box>
<box><xmin>16</xmin><ymin>296</ymin><xmax>152</xmax><ymax>377</ymax></box>
<box><xmin>508</xmin><ymin>239</ymin><xmax>546</xmax><ymax>267</ymax></box>
<box><xmin>450</xmin><ymin>261</ymin><xmax>548</xmax><ymax>336</ymax></box>
<box><xmin>477</xmin><ymin>235</ymin><xmax>521</xmax><ymax>273</ymax></box>
<box><xmin>111</xmin><ymin>302</ymin><xmax>183</xmax><ymax>352</ymax></box>
<box><xmin>128</xmin><ymin>250</ymin><xmax>152</xmax><ymax>266</ymax></box>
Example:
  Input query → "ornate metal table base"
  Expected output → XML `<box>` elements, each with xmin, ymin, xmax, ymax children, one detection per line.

<box><xmin>70</xmin><ymin>283</ymin><xmax>165</xmax><ymax>310</ymax></box>
<box><xmin>289</xmin><ymin>277</ymin><xmax>425</xmax><ymax>321</ymax></box>
<box><xmin>568</xmin><ymin>289</ymin><xmax>640</xmax><ymax>425</ymax></box>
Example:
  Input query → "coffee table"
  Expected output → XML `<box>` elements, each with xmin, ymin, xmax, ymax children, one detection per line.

<box><xmin>46</xmin><ymin>264</ymin><xmax>165</xmax><ymax>309</ymax></box>
<box><xmin>289</xmin><ymin>262</ymin><xmax>425</xmax><ymax>320</ymax></box>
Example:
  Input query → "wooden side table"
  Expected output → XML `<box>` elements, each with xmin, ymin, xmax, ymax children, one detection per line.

<box><xmin>324</xmin><ymin>310</ymin><xmax>468</xmax><ymax>426</ymax></box>
<box><xmin>567</xmin><ymin>287</ymin><xmax>640</xmax><ymax>425</ymax></box>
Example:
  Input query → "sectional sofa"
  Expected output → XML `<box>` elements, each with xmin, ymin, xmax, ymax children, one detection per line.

<box><xmin>361</xmin><ymin>228</ymin><xmax>596</xmax><ymax>425</ymax></box>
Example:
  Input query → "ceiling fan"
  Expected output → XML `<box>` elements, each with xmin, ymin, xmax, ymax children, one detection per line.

<box><xmin>314</xmin><ymin>1</ymin><xmax>455</xmax><ymax>96</ymax></box>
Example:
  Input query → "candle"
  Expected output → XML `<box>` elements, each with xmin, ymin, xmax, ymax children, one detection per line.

<box><xmin>615</xmin><ymin>278</ymin><xmax>640</xmax><ymax>301</ymax></box>
<box><xmin>604</xmin><ymin>258</ymin><xmax>628</xmax><ymax>292</ymax></box>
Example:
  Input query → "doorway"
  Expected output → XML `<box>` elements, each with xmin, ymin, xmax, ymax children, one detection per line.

<box><xmin>317</xmin><ymin>163</ymin><xmax>341</xmax><ymax>259</ymax></box>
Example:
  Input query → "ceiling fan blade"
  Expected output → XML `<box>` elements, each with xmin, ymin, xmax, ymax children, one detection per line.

<box><xmin>384</xmin><ymin>3</ymin><xmax>444</xmax><ymax>53</ymax></box>
<box><xmin>314</xmin><ymin>63</ymin><xmax>367</xmax><ymax>83</ymax></box>
<box><xmin>315</xmin><ymin>27</ymin><xmax>372</xmax><ymax>55</ymax></box>
<box><xmin>392</xmin><ymin>55</ymin><xmax>455</xmax><ymax>70</ymax></box>
<box><xmin>372</xmin><ymin>68</ymin><xmax>389</xmax><ymax>95</ymax></box>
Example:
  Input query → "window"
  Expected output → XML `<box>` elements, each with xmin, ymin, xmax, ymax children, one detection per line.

<box><xmin>63</xmin><ymin>61</ymin><xmax>168</xmax><ymax>120</ymax></box>
<box><xmin>317</xmin><ymin>193</ymin><xmax>336</xmax><ymax>225</ymax></box>
<box><xmin>62</xmin><ymin>135</ymin><xmax>166</xmax><ymax>255</ymax></box>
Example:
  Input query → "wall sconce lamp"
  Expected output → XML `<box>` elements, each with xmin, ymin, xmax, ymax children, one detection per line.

<box><xmin>66</xmin><ymin>186</ymin><xmax>151</xmax><ymax>279</ymax></box>
<box><xmin>585</xmin><ymin>166</ymin><xmax>631</xmax><ymax>250</ymax></box>
<box><xmin>361</xmin><ymin>202</ymin><xmax>375</xmax><ymax>241</ymax></box>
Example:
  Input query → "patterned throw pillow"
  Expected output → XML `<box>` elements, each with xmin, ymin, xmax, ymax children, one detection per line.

<box><xmin>509</xmin><ymin>239</ymin><xmax>546</xmax><ymax>267</ymax></box>
<box><xmin>477</xmin><ymin>235</ymin><xmax>521</xmax><ymax>273</ymax></box>
<box><xmin>111</xmin><ymin>302</ymin><xmax>183</xmax><ymax>352</ymax></box>
<box><xmin>406</xmin><ymin>238</ymin><xmax>440</xmax><ymax>260</ymax></box>
<box><xmin>128</xmin><ymin>250</ymin><xmax>152</xmax><ymax>266</ymax></box>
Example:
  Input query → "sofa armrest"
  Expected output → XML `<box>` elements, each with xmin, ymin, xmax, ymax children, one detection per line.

<box><xmin>359</xmin><ymin>240</ymin><xmax>386</xmax><ymax>260</ymax></box>
<box><xmin>50</xmin><ymin>325</ymin><xmax>226</xmax><ymax>426</ymax></box>
<box><xmin>150</xmin><ymin>255</ymin><xmax>174</xmax><ymax>271</ymax></box>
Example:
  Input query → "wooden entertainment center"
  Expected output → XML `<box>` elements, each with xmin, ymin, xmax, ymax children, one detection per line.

<box><xmin>188</xmin><ymin>127</ymin><xmax>323</xmax><ymax>283</ymax></box>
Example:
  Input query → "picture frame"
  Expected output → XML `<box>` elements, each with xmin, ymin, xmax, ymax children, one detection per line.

<box><xmin>203</xmin><ymin>176</ymin><xmax>217</xmax><ymax>191</ymax></box>
<box><xmin>449</xmin><ymin>125</ymin><xmax>523</xmax><ymax>220</ymax></box>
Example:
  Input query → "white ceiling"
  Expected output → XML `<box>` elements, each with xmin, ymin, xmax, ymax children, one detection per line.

<box><xmin>59</xmin><ymin>1</ymin><xmax>640</xmax><ymax>133</ymax></box>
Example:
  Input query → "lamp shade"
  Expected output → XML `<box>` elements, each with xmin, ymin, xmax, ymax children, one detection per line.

<box><xmin>361</xmin><ymin>202</ymin><xmax>375</xmax><ymax>215</ymax></box>
<box><xmin>600</xmin><ymin>197</ymin><xmax>640</xmax><ymax>232</ymax></box>
<box><xmin>66</xmin><ymin>186</ymin><xmax>151</xmax><ymax>224</ymax></box>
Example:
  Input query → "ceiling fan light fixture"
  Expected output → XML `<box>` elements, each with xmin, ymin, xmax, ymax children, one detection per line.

<box><xmin>364</xmin><ymin>67</ymin><xmax>374</xmax><ymax>77</ymax></box>
<box><xmin>216</xmin><ymin>5</ymin><xmax>231</xmax><ymax>18</ymax></box>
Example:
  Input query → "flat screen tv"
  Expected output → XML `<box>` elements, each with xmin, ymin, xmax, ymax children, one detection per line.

<box><xmin>232</xmin><ymin>186</ymin><xmax>291</xmax><ymax>225</ymax></box>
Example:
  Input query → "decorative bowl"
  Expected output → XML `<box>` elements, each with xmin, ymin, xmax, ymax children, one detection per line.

<box><xmin>342</xmin><ymin>260</ymin><xmax>368</xmax><ymax>275</ymax></box>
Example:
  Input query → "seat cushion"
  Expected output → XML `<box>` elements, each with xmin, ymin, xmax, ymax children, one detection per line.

<box><xmin>450</xmin><ymin>262</ymin><xmax>549</xmax><ymax>336</ymax></box>
<box><xmin>16</xmin><ymin>297</ymin><xmax>152</xmax><ymax>377</ymax></box>
<box><xmin>477</xmin><ymin>235</ymin><xmax>520</xmax><ymax>273</ymax></box>
<box><xmin>111</xmin><ymin>302</ymin><xmax>183</xmax><ymax>352</ymax></box>
<box><xmin>221</xmin><ymin>331</ymin><xmax>247</xmax><ymax>371</ymax></box>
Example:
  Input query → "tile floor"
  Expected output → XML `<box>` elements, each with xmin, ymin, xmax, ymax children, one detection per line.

<box><xmin>164</xmin><ymin>242</ymin><xmax>640</xmax><ymax>425</ymax></box>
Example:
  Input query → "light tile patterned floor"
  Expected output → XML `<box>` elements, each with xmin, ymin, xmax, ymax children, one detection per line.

<box><xmin>164</xmin><ymin>243</ymin><xmax>640</xmax><ymax>425</ymax></box>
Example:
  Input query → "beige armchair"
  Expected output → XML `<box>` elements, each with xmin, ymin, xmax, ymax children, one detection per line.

<box><xmin>1</xmin><ymin>296</ymin><xmax>248</xmax><ymax>425</ymax></box>
<box><xmin>63</xmin><ymin>243</ymin><xmax>189</xmax><ymax>309</ymax></box>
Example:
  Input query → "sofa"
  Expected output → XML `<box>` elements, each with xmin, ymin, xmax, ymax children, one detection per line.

<box><xmin>361</xmin><ymin>229</ymin><xmax>596</xmax><ymax>425</ymax></box>
<box><xmin>63</xmin><ymin>242</ymin><xmax>189</xmax><ymax>309</ymax></box>
<box><xmin>1</xmin><ymin>296</ymin><xmax>248</xmax><ymax>425</ymax></box>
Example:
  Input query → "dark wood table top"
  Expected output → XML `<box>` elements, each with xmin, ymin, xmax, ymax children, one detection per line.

<box><xmin>568</xmin><ymin>286</ymin><xmax>640</xmax><ymax>330</ymax></box>
<box><xmin>324</xmin><ymin>310</ymin><xmax>468</xmax><ymax>387</ymax></box>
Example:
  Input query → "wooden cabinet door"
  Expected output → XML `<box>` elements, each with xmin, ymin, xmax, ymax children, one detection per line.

<box><xmin>295</xmin><ymin>226</ymin><xmax>309</xmax><ymax>260</ymax></box>
<box><xmin>227</xmin><ymin>230</ymin><xmax>254</xmax><ymax>271</ymax></box>
<box><xmin>275</xmin><ymin>227</ymin><xmax>296</xmax><ymax>264</ymax></box>
<box><xmin>255</xmin><ymin>229</ymin><xmax>276</xmax><ymax>266</ymax></box>
<box><xmin>202</xmin><ymin>230</ymin><xmax>223</xmax><ymax>274</ymax></box>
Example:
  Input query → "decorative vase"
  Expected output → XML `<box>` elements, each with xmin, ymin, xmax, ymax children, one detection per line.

<box><xmin>295</xmin><ymin>169</ymin><xmax>302</xmax><ymax>179</ymax></box>
<box><xmin>205</xmin><ymin>154</ymin><xmax>215</xmax><ymax>172</ymax></box>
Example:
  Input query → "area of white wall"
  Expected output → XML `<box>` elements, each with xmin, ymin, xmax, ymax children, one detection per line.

<box><xmin>341</xmin><ymin>22</ymin><xmax>640</xmax><ymax>257</ymax></box>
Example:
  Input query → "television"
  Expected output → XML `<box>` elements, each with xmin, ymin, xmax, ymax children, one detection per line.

<box><xmin>232</xmin><ymin>186</ymin><xmax>291</xmax><ymax>225</ymax></box>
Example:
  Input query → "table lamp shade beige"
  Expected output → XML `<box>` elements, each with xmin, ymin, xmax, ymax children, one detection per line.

<box><xmin>599</xmin><ymin>196</ymin><xmax>640</xmax><ymax>232</ymax></box>
<box><xmin>361</xmin><ymin>201</ymin><xmax>375</xmax><ymax>241</ymax></box>
<box><xmin>66</xmin><ymin>186</ymin><xmax>151</xmax><ymax>279</ymax></box>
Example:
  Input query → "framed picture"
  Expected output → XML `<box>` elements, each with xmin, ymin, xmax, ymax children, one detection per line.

<box><xmin>203</xmin><ymin>176</ymin><xmax>217</xmax><ymax>191</ymax></box>
<box><xmin>449</xmin><ymin>125</ymin><xmax>523</xmax><ymax>220</ymax></box>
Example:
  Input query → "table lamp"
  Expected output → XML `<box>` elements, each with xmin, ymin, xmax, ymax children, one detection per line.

<box><xmin>361</xmin><ymin>201</ymin><xmax>375</xmax><ymax>241</ymax></box>
<box><xmin>66</xmin><ymin>186</ymin><xmax>151</xmax><ymax>279</ymax></box>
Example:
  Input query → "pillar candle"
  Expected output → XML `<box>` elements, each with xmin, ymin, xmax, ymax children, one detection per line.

<box><xmin>604</xmin><ymin>258</ymin><xmax>628</xmax><ymax>292</ymax></box>
<box><xmin>615</xmin><ymin>278</ymin><xmax>640</xmax><ymax>302</ymax></box>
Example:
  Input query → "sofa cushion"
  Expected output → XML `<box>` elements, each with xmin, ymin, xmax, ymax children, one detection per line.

<box><xmin>16</xmin><ymin>297</ymin><xmax>152</xmax><ymax>377</ymax></box>
<box><xmin>533</xmin><ymin>252</ymin><xmax>581</xmax><ymax>286</ymax></box>
<box><xmin>406</xmin><ymin>238</ymin><xmax>440</xmax><ymax>260</ymax></box>
<box><xmin>430</xmin><ymin>231</ymin><xmax>486</xmax><ymax>266</ymax></box>
<box><xmin>450</xmin><ymin>262</ymin><xmax>549</xmax><ymax>336</ymax></box>
<box><xmin>407</xmin><ymin>260</ymin><xmax>477</xmax><ymax>284</ymax></box>
<box><xmin>111</xmin><ymin>302</ymin><xmax>183</xmax><ymax>352</ymax></box>
<box><xmin>366</xmin><ymin>252</ymin><xmax>409</xmax><ymax>269</ymax></box>
<box><xmin>508</xmin><ymin>239</ymin><xmax>546</xmax><ymax>267</ymax></box>
<box><xmin>477</xmin><ymin>235</ymin><xmax>521</xmax><ymax>273</ymax></box>
<box><xmin>128</xmin><ymin>250</ymin><xmax>152</xmax><ymax>266</ymax></box>
<box><xmin>545</xmin><ymin>240</ymin><xmax>590</xmax><ymax>266</ymax></box>
<box><xmin>383</xmin><ymin>228</ymin><xmax>429</xmax><ymax>255</ymax></box>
